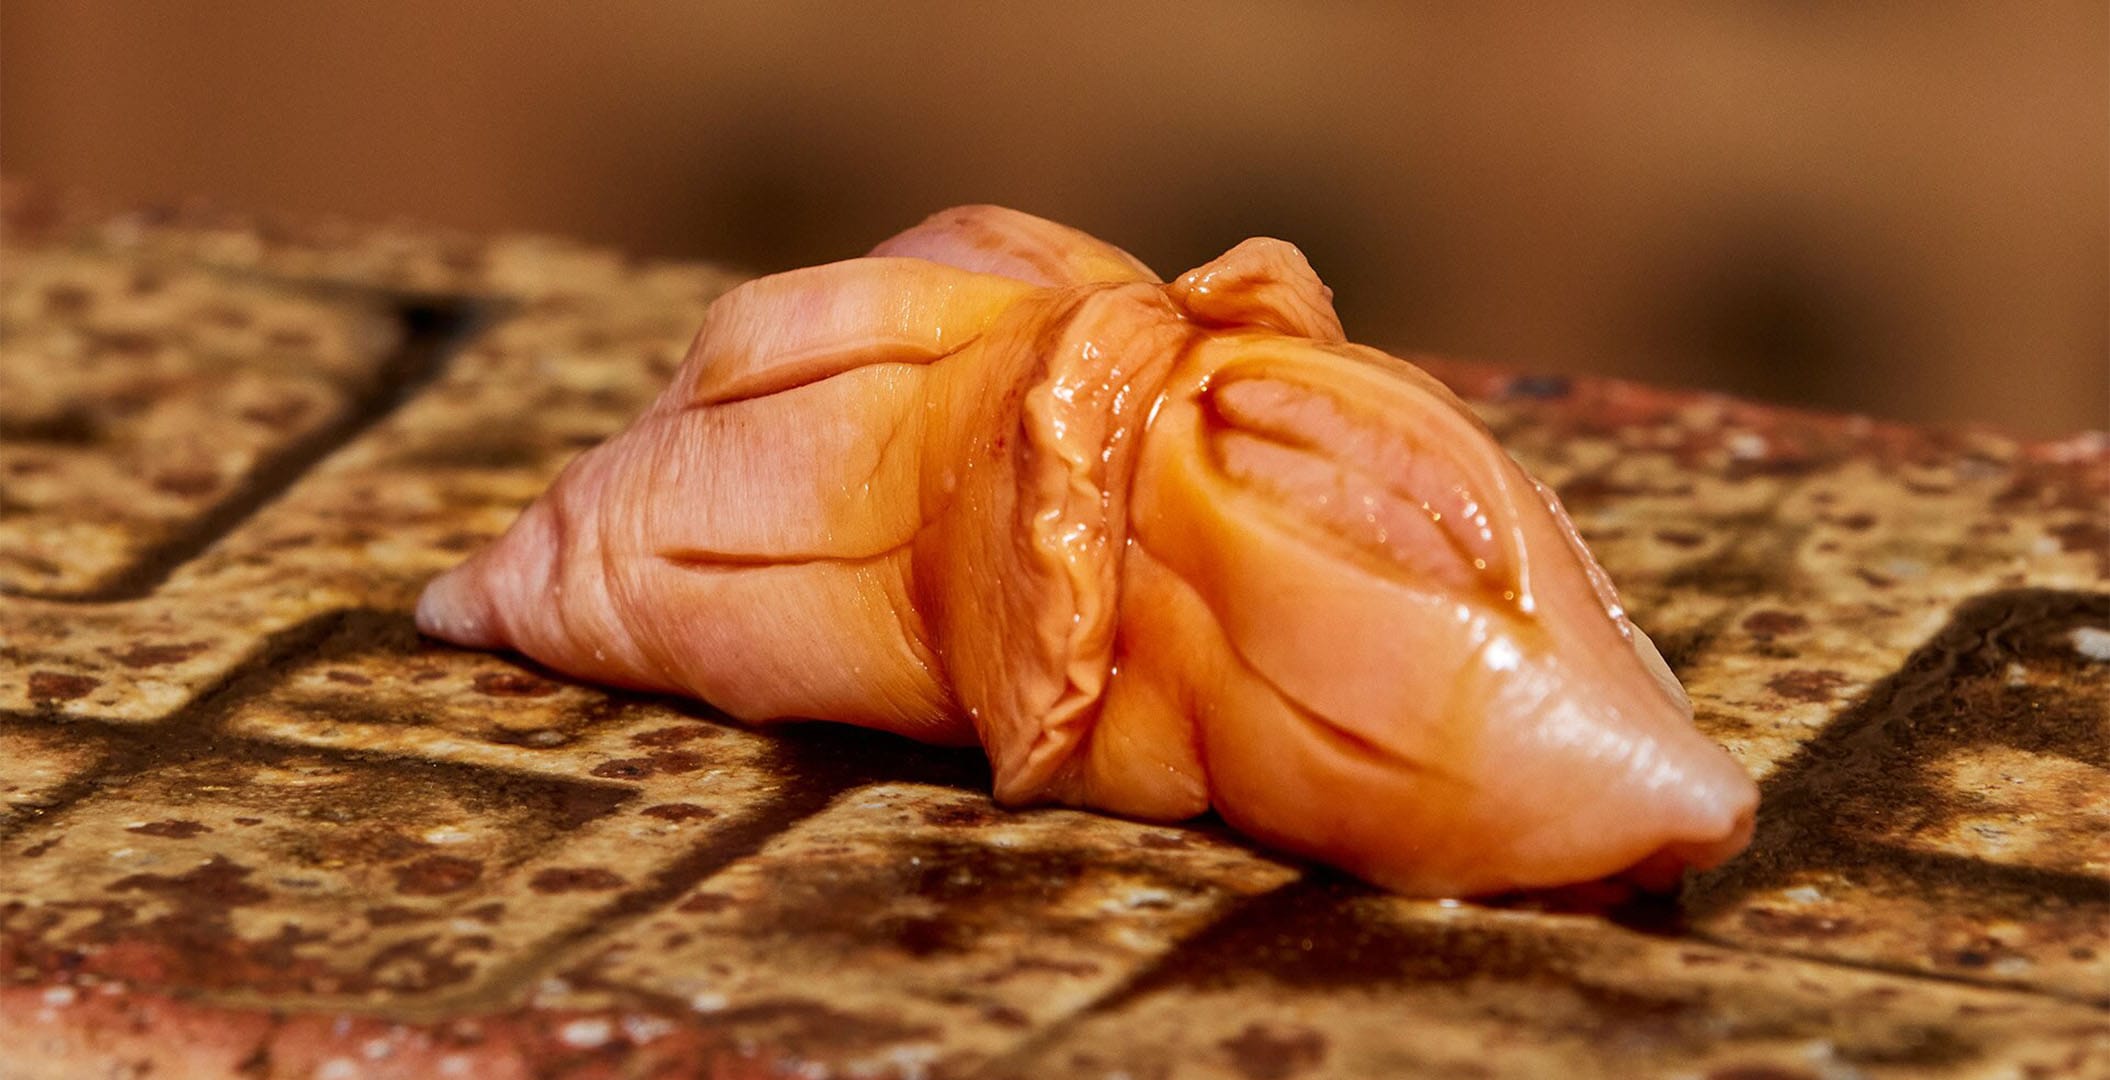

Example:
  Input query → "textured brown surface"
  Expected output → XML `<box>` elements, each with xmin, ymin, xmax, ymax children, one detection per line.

<box><xmin>2</xmin><ymin>182</ymin><xmax>2105</xmax><ymax>1078</ymax></box>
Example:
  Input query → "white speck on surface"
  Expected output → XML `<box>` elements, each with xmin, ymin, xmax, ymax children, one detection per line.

<box><xmin>40</xmin><ymin>986</ymin><xmax>75</xmax><ymax>1007</ymax></box>
<box><xmin>423</xmin><ymin>827</ymin><xmax>472</xmax><ymax>844</ymax></box>
<box><xmin>1783</xmin><ymin>885</ymin><xmax>1824</xmax><ymax>904</ymax></box>
<box><xmin>1726</xmin><ymin>432</ymin><xmax>1768</xmax><ymax>460</ymax></box>
<box><xmin>1115</xmin><ymin>887</ymin><xmax>1175</xmax><ymax>910</ymax></box>
<box><xmin>689</xmin><ymin>991</ymin><xmax>728</xmax><ymax>1012</ymax></box>
<box><xmin>2070</xmin><ymin>626</ymin><xmax>2110</xmax><ymax>662</ymax></box>
<box><xmin>362</xmin><ymin>1036</ymin><xmax>394</xmax><ymax>1060</ymax></box>
<box><xmin>438</xmin><ymin>1054</ymin><xmax>474</xmax><ymax>1076</ymax></box>
<box><xmin>2004</xmin><ymin>662</ymin><xmax>2030</xmax><ymax>686</ymax></box>
<box><xmin>317</xmin><ymin>1058</ymin><xmax>361</xmax><ymax>1080</ymax></box>
<box><xmin>560</xmin><ymin>1018</ymin><xmax>613</xmax><ymax>1049</ymax></box>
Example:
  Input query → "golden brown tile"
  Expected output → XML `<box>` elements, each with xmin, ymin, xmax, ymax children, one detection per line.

<box><xmin>986</xmin><ymin>878</ymin><xmax>2110</xmax><ymax>1080</ymax></box>
<box><xmin>0</xmin><ymin>249</ymin><xmax>398</xmax><ymax>598</ymax></box>
<box><xmin>0</xmin><ymin>724</ymin><xmax>108</xmax><ymax>830</ymax></box>
<box><xmin>1</xmin><ymin>185</ymin><xmax>2103</xmax><ymax>1077</ymax></box>
<box><xmin>564</xmin><ymin>782</ymin><xmax>1298</xmax><ymax>1077</ymax></box>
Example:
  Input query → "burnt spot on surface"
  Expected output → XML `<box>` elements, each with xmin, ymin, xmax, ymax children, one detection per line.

<box><xmin>918</xmin><ymin>801</ymin><xmax>1002</xmax><ymax>828</ymax></box>
<box><xmin>1740</xmin><ymin>611</ymin><xmax>1809</xmax><ymax>639</ymax></box>
<box><xmin>106</xmin><ymin>641</ymin><xmax>209</xmax><ymax>669</ymax></box>
<box><xmin>360</xmin><ymin>933</ymin><xmax>478</xmax><ymax>993</ymax></box>
<box><xmin>529</xmin><ymin>867</ymin><xmax>627</xmax><ymax>894</ymax></box>
<box><xmin>126</xmin><ymin>819</ymin><xmax>211</xmax><ymax>839</ymax></box>
<box><xmin>1218</xmin><ymin>1022</ymin><xmax>1329</xmax><ymax>1080</ymax></box>
<box><xmin>1765</xmin><ymin>670</ymin><xmax>1851</xmax><ymax>703</ymax></box>
<box><xmin>365</xmin><ymin>905</ymin><xmax>437</xmax><ymax>927</ymax></box>
<box><xmin>1705</xmin><ymin>1068</ymin><xmax>1819</xmax><ymax>1080</ymax></box>
<box><xmin>112</xmin><ymin>855</ymin><xmax>271</xmax><ymax>907</ymax></box>
<box><xmin>639</xmin><ymin>803</ymin><xmax>718</xmax><ymax>823</ymax></box>
<box><xmin>392</xmin><ymin>855</ymin><xmax>485</xmax><ymax>897</ymax></box>
<box><xmin>473</xmin><ymin>671</ymin><xmax>561</xmax><ymax>698</ymax></box>
<box><xmin>583</xmin><ymin>742</ymin><xmax>736</xmax><ymax>780</ymax></box>
<box><xmin>589</xmin><ymin>758</ymin><xmax>658</xmax><ymax>781</ymax></box>
<box><xmin>628</xmin><ymin>725</ymin><xmax>718</xmax><ymax>748</ymax></box>
<box><xmin>0</xmin><ymin>406</ymin><xmax>103</xmax><ymax>445</ymax></box>
<box><xmin>27</xmin><ymin>671</ymin><xmax>99</xmax><ymax>702</ymax></box>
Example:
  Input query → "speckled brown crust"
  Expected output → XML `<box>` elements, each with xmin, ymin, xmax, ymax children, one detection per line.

<box><xmin>2</xmin><ymin>184</ymin><xmax>2104</xmax><ymax>1078</ymax></box>
<box><xmin>0</xmin><ymin>247</ymin><xmax>400</xmax><ymax>597</ymax></box>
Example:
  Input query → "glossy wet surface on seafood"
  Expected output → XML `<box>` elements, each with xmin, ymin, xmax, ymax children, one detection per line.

<box><xmin>417</xmin><ymin>207</ymin><xmax>1758</xmax><ymax>897</ymax></box>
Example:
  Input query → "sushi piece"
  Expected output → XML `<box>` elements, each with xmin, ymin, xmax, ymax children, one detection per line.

<box><xmin>417</xmin><ymin>206</ymin><xmax>1757</xmax><ymax>897</ymax></box>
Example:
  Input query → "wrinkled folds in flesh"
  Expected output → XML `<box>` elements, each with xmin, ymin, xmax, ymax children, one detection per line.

<box><xmin>418</xmin><ymin>205</ymin><xmax>1758</xmax><ymax>897</ymax></box>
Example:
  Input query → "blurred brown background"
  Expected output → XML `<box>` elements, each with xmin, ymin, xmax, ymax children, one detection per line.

<box><xmin>4</xmin><ymin>2</ymin><xmax>2105</xmax><ymax>435</ymax></box>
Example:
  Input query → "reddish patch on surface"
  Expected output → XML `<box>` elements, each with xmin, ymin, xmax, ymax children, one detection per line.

<box><xmin>528</xmin><ymin>867</ymin><xmax>626</xmax><ymax>894</ymax></box>
<box><xmin>112</xmin><ymin>855</ymin><xmax>270</xmax><ymax>907</ymax></box>
<box><xmin>1766</xmin><ymin>670</ymin><xmax>1852</xmax><ymax>703</ymax></box>
<box><xmin>28</xmin><ymin>671</ymin><xmax>99</xmax><ymax>701</ymax></box>
<box><xmin>919</xmin><ymin>802</ymin><xmax>1000</xmax><ymax>827</ymax></box>
<box><xmin>1707</xmin><ymin>1068</ymin><xmax>1820</xmax><ymax>1080</ymax></box>
<box><xmin>0</xmin><ymin>983</ymin><xmax>793</xmax><ymax>1080</ymax></box>
<box><xmin>640</xmin><ymin>803</ymin><xmax>718</xmax><ymax>822</ymax></box>
<box><xmin>644</xmin><ymin>750</ymin><xmax>703</xmax><ymax>774</ymax></box>
<box><xmin>392</xmin><ymin>855</ymin><xmax>484</xmax><ymax>896</ymax></box>
<box><xmin>2050</xmin><ymin>520</ymin><xmax>2108</xmax><ymax>558</ymax></box>
<box><xmin>151</xmin><ymin>467</ymin><xmax>221</xmax><ymax>497</ymax></box>
<box><xmin>473</xmin><ymin>671</ymin><xmax>560</xmax><ymax>697</ymax></box>
<box><xmin>1218</xmin><ymin>1022</ymin><xmax>1329</xmax><ymax>1080</ymax></box>
<box><xmin>365</xmin><ymin>905</ymin><xmax>437</xmax><ymax>927</ymax></box>
<box><xmin>41</xmin><ymin>282</ymin><xmax>92</xmax><ymax>314</ymax></box>
<box><xmin>108</xmin><ymin>641</ymin><xmax>208</xmax><ymax>669</ymax></box>
<box><xmin>1741</xmin><ymin>611</ymin><xmax>1809</xmax><ymax>639</ymax></box>
<box><xmin>590</xmin><ymin>751</ymin><xmax>703</xmax><ymax>780</ymax></box>
<box><xmin>127</xmin><ymin>820</ymin><xmax>211</xmax><ymax>839</ymax></box>
<box><xmin>629</xmin><ymin>725</ymin><xmax>715</xmax><ymax>747</ymax></box>
<box><xmin>590</xmin><ymin>758</ymin><xmax>655</xmax><ymax>780</ymax></box>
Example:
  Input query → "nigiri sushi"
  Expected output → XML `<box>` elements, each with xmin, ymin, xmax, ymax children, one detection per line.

<box><xmin>417</xmin><ymin>206</ymin><xmax>1757</xmax><ymax>897</ymax></box>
